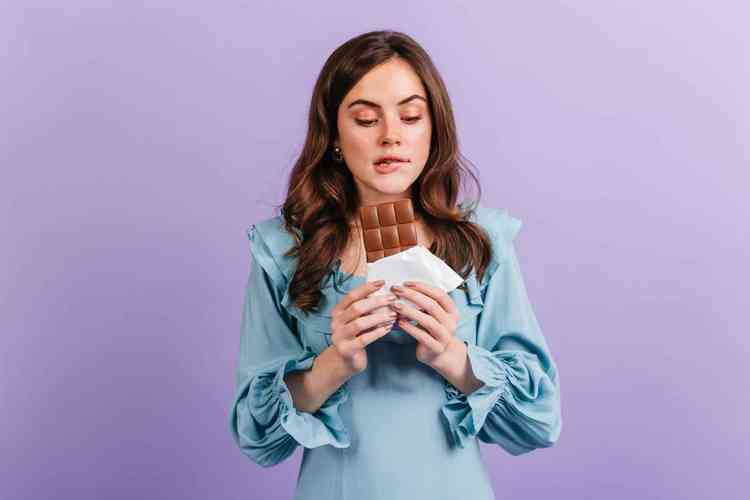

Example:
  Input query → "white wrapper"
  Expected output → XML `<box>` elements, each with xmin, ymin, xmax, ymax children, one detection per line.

<box><xmin>366</xmin><ymin>245</ymin><xmax>464</xmax><ymax>316</ymax></box>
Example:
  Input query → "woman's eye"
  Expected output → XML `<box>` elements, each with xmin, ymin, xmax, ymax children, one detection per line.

<box><xmin>355</xmin><ymin>116</ymin><xmax>422</xmax><ymax>127</ymax></box>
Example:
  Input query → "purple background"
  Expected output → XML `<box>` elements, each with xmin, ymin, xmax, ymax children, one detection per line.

<box><xmin>2</xmin><ymin>2</ymin><xmax>748</xmax><ymax>499</ymax></box>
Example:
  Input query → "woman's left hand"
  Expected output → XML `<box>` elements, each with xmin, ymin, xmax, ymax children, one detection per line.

<box><xmin>389</xmin><ymin>281</ymin><xmax>462</xmax><ymax>366</ymax></box>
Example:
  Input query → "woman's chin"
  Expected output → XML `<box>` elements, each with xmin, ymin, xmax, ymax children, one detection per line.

<box><xmin>354</xmin><ymin>175</ymin><xmax>416</xmax><ymax>202</ymax></box>
<box><xmin>371</xmin><ymin>177</ymin><xmax>415</xmax><ymax>194</ymax></box>
<box><xmin>371</xmin><ymin>186</ymin><xmax>413</xmax><ymax>199</ymax></box>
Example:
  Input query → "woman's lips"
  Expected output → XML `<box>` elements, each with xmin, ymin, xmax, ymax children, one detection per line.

<box><xmin>373</xmin><ymin>160</ymin><xmax>409</xmax><ymax>174</ymax></box>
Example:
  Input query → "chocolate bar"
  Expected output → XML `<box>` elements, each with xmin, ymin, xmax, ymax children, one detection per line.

<box><xmin>358</xmin><ymin>199</ymin><xmax>419</xmax><ymax>263</ymax></box>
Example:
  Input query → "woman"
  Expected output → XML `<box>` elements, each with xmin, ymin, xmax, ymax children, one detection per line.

<box><xmin>229</xmin><ymin>30</ymin><xmax>562</xmax><ymax>499</ymax></box>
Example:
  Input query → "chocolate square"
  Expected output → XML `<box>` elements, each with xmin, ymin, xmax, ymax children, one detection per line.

<box><xmin>358</xmin><ymin>199</ymin><xmax>418</xmax><ymax>263</ymax></box>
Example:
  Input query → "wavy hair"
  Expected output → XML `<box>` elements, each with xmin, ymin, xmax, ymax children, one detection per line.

<box><xmin>279</xmin><ymin>30</ymin><xmax>493</xmax><ymax>314</ymax></box>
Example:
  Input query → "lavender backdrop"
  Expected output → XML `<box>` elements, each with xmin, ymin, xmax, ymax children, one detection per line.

<box><xmin>2</xmin><ymin>2</ymin><xmax>747</xmax><ymax>499</ymax></box>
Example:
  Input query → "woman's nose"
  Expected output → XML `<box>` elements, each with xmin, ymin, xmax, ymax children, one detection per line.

<box><xmin>380</xmin><ymin>115</ymin><xmax>402</xmax><ymax>145</ymax></box>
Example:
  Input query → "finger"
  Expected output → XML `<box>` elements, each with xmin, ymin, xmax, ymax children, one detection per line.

<box><xmin>343</xmin><ymin>312</ymin><xmax>397</xmax><ymax>338</ymax></box>
<box><xmin>338</xmin><ymin>293</ymin><xmax>397</xmax><ymax>325</ymax></box>
<box><xmin>397</xmin><ymin>319</ymin><xmax>445</xmax><ymax>353</ymax></box>
<box><xmin>391</xmin><ymin>285</ymin><xmax>450</xmax><ymax>325</ymax></box>
<box><xmin>355</xmin><ymin>322</ymin><xmax>393</xmax><ymax>348</ymax></box>
<box><xmin>333</xmin><ymin>280</ymin><xmax>385</xmax><ymax>315</ymax></box>
<box><xmin>403</xmin><ymin>281</ymin><xmax>459</xmax><ymax>317</ymax></box>
<box><xmin>390</xmin><ymin>301</ymin><xmax>447</xmax><ymax>343</ymax></box>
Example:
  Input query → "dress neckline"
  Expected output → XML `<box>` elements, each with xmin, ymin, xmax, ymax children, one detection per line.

<box><xmin>332</xmin><ymin>258</ymin><xmax>367</xmax><ymax>294</ymax></box>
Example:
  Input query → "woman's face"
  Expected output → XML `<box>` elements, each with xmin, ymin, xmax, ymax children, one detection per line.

<box><xmin>335</xmin><ymin>57</ymin><xmax>432</xmax><ymax>208</ymax></box>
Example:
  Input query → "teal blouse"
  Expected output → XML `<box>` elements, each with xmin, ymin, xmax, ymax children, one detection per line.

<box><xmin>228</xmin><ymin>204</ymin><xmax>562</xmax><ymax>500</ymax></box>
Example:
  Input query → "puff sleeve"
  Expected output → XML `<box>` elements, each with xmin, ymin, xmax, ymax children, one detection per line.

<box><xmin>440</xmin><ymin>211</ymin><xmax>562</xmax><ymax>455</ymax></box>
<box><xmin>228</xmin><ymin>224</ymin><xmax>351</xmax><ymax>468</ymax></box>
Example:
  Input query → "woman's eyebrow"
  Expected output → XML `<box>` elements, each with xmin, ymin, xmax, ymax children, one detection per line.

<box><xmin>347</xmin><ymin>94</ymin><xmax>427</xmax><ymax>109</ymax></box>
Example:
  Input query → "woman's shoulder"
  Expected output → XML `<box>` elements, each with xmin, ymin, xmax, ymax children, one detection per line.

<box><xmin>246</xmin><ymin>214</ymin><xmax>297</xmax><ymax>285</ymax></box>
<box><xmin>460</xmin><ymin>200</ymin><xmax>523</xmax><ymax>263</ymax></box>
<box><xmin>246</xmin><ymin>214</ymin><xmax>339</xmax><ymax>327</ymax></box>
<box><xmin>245</xmin><ymin>202</ymin><xmax>521</xmax><ymax>281</ymax></box>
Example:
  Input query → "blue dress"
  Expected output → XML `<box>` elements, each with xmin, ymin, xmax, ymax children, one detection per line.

<box><xmin>228</xmin><ymin>203</ymin><xmax>562</xmax><ymax>499</ymax></box>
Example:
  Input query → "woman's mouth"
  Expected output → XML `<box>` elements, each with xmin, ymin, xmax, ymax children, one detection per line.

<box><xmin>373</xmin><ymin>158</ymin><xmax>410</xmax><ymax>174</ymax></box>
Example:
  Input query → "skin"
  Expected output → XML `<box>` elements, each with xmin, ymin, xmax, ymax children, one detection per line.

<box><xmin>327</xmin><ymin>57</ymin><xmax>483</xmax><ymax>395</ymax></box>
<box><xmin>334</xmin><ymin>56</ymin><xmax>432</xmax><ymax>207</ymax></box>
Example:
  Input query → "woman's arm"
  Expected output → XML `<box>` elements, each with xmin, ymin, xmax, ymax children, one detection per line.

<box><xmin>284</xmin><ymin>345</ymin><xmax>357</xmax><ymax>414</ymax></box>
<box><xmin>439</xmin><ymin>209</ymin><xmax>562</xmax><ymax>454</ymax></box>
<box><xmin>229</xmin><ymin>225</ymin><xmax>353</xmax><ymax>466</ymax></box>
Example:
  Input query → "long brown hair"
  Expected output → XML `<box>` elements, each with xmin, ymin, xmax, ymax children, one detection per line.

<box><xmin>279</xmin><ymin>30</ymin><xmax>493</xmax><ymax>314</ymax></box>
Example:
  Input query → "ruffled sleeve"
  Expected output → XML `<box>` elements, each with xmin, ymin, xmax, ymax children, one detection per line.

<box><xmin>440</xmin><ymin>207</ymin><xmax>562</xmax><ymax>455</ymax></box>
<box><xmin>228</xmin><ymin>221</ymin><xmax>351</xmax><ymax>468</ymax></box>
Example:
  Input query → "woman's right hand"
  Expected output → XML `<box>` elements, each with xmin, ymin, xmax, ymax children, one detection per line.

<box><xmin>329</xmin><ymin>279</ymin><xmax>397</xmax><ymax>374</ymax></box>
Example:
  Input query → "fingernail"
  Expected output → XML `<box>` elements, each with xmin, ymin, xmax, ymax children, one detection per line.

<box><xmin>391</xmin><ymin>285</ymin><xmax>403</xmax><ymax>292</ymax></box>
<box><xmin>403</xmin><ymin>281</ymin><xmax>415</xmax><ymax>287</ymax></box>
<box><xmin>373</xmin><ymin>280</ymin><xmax>385</xmax><ymax>286</ymax></box>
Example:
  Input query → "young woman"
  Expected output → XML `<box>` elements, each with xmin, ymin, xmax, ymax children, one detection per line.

<box><xmin>229</xmin><ymin>30</ymin><xmax>562</xmax><ymax>499</ymax></box>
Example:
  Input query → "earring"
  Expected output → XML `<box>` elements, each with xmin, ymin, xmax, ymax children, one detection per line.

<box><xmin>333</xmin><ymin>146</ymin><xmax>344</xmax><ymax>162</ymax></box>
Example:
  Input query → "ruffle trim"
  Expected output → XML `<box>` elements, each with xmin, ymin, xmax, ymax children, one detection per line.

<box><xmin>440</xmin><ymin>341</ymin><xmax>558</xmax><ymax>449</ymax></box>
<box><xmin>440</xmin><ymin>342</ymin><xmax>512</xmax><ymax>448</ymax></box>
<box><xmin>465</xmin><ymin>204</ymin><xmax>522</xmax><ymax>269</ymax></box>
<box><xmin>250</xmin><ymin>351</ymin><xmax>352</xmax><ymax>449</ymax></box>
<box><xmin>247</xmin><ymin>219</ymin><xmax>338</xmax><ymax>332</ymax></box>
